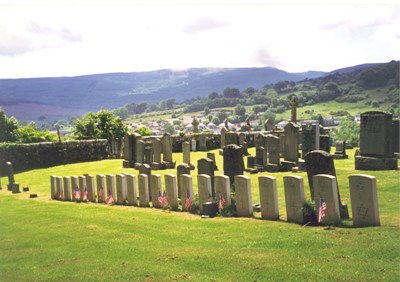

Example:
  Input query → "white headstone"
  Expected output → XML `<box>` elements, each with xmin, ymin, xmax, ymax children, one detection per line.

<box><xmin>313</xmin><ymin>174</ymin><xmax>340</xmax><ymax>224</ymax></box>
<box><xmin>85</xmin><ymin>174</ymin><xmax>96</xmax><ymax>202</ymax></box>
<box><xmin>283</xmin><ymin>175</ymin><xmax>305</xmax><ymax>224</ymax></box>
<box><xmin>106</xmin><ymin>174</ymin><xmax>116</xmax><ymax>203</ymax></box>
<box><xmin>258</xmin><ymin>176</ymin><xmax>279</xmax><ymax>220</ymax></box>
<box><xmin>125</xmin><ymin>174</ymin><xmax>137</xmax><ymax>206</ymax></box>
<box><xmin>234</xmin><ymin>175</ymin><xmax>253</xmax><ymax>217</ymax></box>
<box><xmin>150</xmin><ymin>174</ymin><xmax>162</xmax><ymax>208</ymax></box>
<box><xmin>138</xmin><ymin>174</ymin><xmax>150</xmax><ymax>207</ymax></box>
<box><xmin>180</xmin><ymin>174</ymin><xmax>194</xmax><ymax>211</ymax></box>
<box><xmin>214</xmin><ymin>175</ymin><xmax>231</xmax><ymax>207</ymax></box>
<box><xmin>96</xmin><ymin>174</ymin><xmax>106</xmax><ymax>203</ymax></box>
<box><xmin>197</xmin><ymin>174</ymin><xmax>212</xmax><ymax>213</ymax></box>
<box><xmin>165</xmin><ymin>174</ymin><xmax>178</xmax><ymax>208</ymax></box>
<box><xmin>349</xmin><ymin>174</ymin><xmax>380</xmax><ymax>227</ymax></box>
<box><xmin>116</xmin><ymin>174</ymin><xmax>127</xmax><ymax>205</ymax></box>
<box><xmin>63</xmin><ymin>176</ymin><xmax>72</xmax><ymax>201</ymax></box>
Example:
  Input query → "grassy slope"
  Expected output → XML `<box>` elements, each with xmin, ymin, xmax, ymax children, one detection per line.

<box><xmin>0</xmin><ymin>149</ymin><xmax>399</xmax><ymax>281</ymax></box>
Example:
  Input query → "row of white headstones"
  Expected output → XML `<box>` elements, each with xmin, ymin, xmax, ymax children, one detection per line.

<box><xmin>50</xmin><ymin>173</ymin><xmax>379</xmax><ymax>228</ymax></box>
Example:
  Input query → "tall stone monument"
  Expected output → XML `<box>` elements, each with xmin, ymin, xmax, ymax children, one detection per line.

<box><xmin>355</xmin><ymin>111</ymin><xmax>397</xmax><ymax>170</ymax></box>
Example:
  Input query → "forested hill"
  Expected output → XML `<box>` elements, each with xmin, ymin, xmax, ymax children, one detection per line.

<box><xmin>158</xmin><ymin>60</ymin><xmax>398</xmax><ymax>116</ymax></box>
<box><xmin>0</xmin><ymin>61</ymin><xmax>395</xmax><ymax>121</ymax></box>
<box><xmin>0</xmin><ymin>63</ymin><xmax>380</xmax><ymax>122</ymax></box>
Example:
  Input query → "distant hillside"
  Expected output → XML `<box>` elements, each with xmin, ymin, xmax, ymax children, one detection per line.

<box><xmin>0</xmin><ymin>67</ymin><xmax>322</xmax><ymax>121</ymax></box>
<box><xmin>0</xmin><ymin>62</ymin><xmax>390</xmax><ymax>121</ymax></box>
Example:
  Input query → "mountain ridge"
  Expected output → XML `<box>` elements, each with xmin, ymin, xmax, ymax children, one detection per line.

<box><xmin>0</xmin><ymin>62</ymin><xmax>387</xmax><ymax>121</ymax></box>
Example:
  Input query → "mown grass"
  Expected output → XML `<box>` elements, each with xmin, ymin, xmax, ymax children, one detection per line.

<box><xmin>0</xmin><ymin>149</ymin><xmax>399</xmax><ymax>281</ymax></box>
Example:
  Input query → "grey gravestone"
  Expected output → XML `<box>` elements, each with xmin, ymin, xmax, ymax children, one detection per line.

<box><xmin>199</xmin><ymin>133</ymin><xmax>207</xmax><ymax>151</ymax></box>
<box><xmin>258</xmin><ymin>176</ymin><xmax>279</xmax><ymax>220</ymax></box>
<box><xmin>349</xmin><ymin>174</ymin><xmax>380</xmax><ymax>227</ymax></box>
<box><xmin>126</xmin><ymin>174</ymin><xmax>137</xmax><ymax>206</ymax></box>
<box><xmin>283</xmin><ymin>175</ymin><xmax>305</xmax><ymax>224</ymax></box>
<box><xmin>355</xmin><ymin>111</ymin><xmax>397</xmax><ymax>170</ymax></box>
<box><xmin>143</xmin><ymin>141</ymin><xmax>153</xmax><ymax>164</ymax></box>
<box><xmin>225</xmin><ymin>132</ymin><xmax>238</xmax><ymax>146</ymax></box>
<box><xmin>206</xmin><ymin>152</ymin><xmax>218</xmax><ymax>170</ymax></box>
<box><xmin>264</xmin><ymin>119</ymin><xmax>274</xmax><ymax>131</ymax></box>
<box><xmin>220</xmin><ymin>127</ymin><xmax>228</xmax><ymax>148</ymax></box>
<box><xmin>313</xmin><ymin>174</ymin><xmax>341</xmax><ymax>225</ymax></box>
<box><xmin>198</xmin><ymin>174</ymin><xmax>212</xmax><ymax>214</ymax></box>
<box><xmin>78</xmin><ymin>176</ymin><xmax>86</xmax><ymax>202</ymax></box>
<box><xmin>136</xmin><ymin>140</ymin><xmax>145</xmax><ymax>164</ymax></box>
<box><xmin>177</xmin><ymin>163</ymin><xmax>191</xmax><ymax>198</ymax></box>
<box><xmin>304</xmin><ymin>150</ymin><xmax>348</xmax><ymax>219</ymax></box>
<box><xmin>138</xmin><ymin>164</ymin><xmax>151</xmax><ymax>176</ymax></box>
<box><xmin>192</xmin><ymin>117</ymin><xmax>199</xmax><ymax>133</ymax></box>
<box><xmin>105</xmin><ymin>174</ymin><xmax>116</xmax><ymax>202</ymax></box>
<box><xmin>96</xmin><ymin>174</ymin><xmax>106</xmax><ymax>203</ymax></box>
<box><xmin>223</xmin><ymin>144</ymin><xmax>245</xmax><ymax>184</ymax></box>
<box><xmin>153</xmin><ymin>138</ymin><xmax>162</xmax><ymax>164</ymax></box>
<box><xmin>138</xmin><ymin>174</ymin><xmax>150</xmax><ymax>207</ymax></box>
<box><xmin>115</xmin><ymin>174</ymin><xmax>126</xmax><ymax>205</ymax></box>
<box><xmin>55</xmin><ymin>177</ymin><xmax>62</xmax><ymax>199</ymax></box>
<box><xmin>63</xmin><ymin>176</ymin><xmax>72</xmax><ymax>201</ymax></box>
<box><xmin>150</xmin><ymin>174</ymin><xmax>162</xmax><ymax>208</ymax></box>
<box><xmin>214</xmin><ymin>175</ymin><xmax>231</xmax><ymax>207</ymax></box>
<box><xmin>162</xmin><ymin>133</ymin><xmax>173</xmax><ymax>163</ymax></box>
<box><xmin>283</xmin><ymin>122</ymin><xmax>300</xmax><ymax>164</ymax></box>
<box><xmin>191</xmin><ymin>139</ymin><xmax>197</xmax><ymax>152</ymax></box>
<box><xmin>198</xmin><ymin>158</ymin><xmax>215</xmax><ymax>196</ymax></box>
<box><xmin>334</xmin><ymin>140</ymin><xmax>348</xmax><ymax>159</ymax></box>
<box><xmin>290</xmin><ymin>96</ymin><xmax>298</xmax><ymax>123</ymax></box>
<box><xmin>165</xmin><ymin>174</ymin><xmax>178</xmax><ymax>208</ymax></box>
<box><xmin>6</xmin><ymin>162</ymin><xmax>15</xmax><ymax>191</ymax></box>
<box><xmin>85</xmin><ymin>175</ymin><xmax>96</xmax><ymax>202</ymax></box>
<box><xmin>255</xmin><ymin>146</ymin><xmax>267</xmax><ymax>168</ymax></box>
<box><xmin>50</xmin><ymin>175</ymin><xmax>57</xmax><ymax>199</ymax></box>
<box><xmin>182</xmin><ymin>141</ymin><xmax>191</xmax><ymax>165</ymax></box>
<box><xmin>266</xmin><ymin>134</ymin><xmax>281</xmax><ymax>172</ymax></box>
<box><xmin>180</xmin><ymin>174</ymin><xmax>193</xmax><ymax>211</ymax></box>
<box><xmin>301</xmin><ymin>122</ymin><xmax>320</xmax><ymax>158</ymax></box>
<box><xmin>71</xmin><ymin>176</ymin><xmax>79</xmax><ymax>201</ymax></box>
<box><xmin>234</xmin><ymin>175</ymin><xmax>253</xmax><ymax>217</ymax></box>
<box><xmin>319</xmin><ymin>135</ymin><xmax>331</xmax><ymax>154</ymax></box>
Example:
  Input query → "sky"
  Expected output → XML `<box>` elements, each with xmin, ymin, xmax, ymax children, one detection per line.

<box><xmin>0</xmin><ymin>0</ymin><xmax>399</xmax><ymax>78</ymax></box>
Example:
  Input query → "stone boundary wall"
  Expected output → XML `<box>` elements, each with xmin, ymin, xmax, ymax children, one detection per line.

<box><xmin>0</xmin><ymin>140</ymin><xmax>108</xmax><ymax>173</ymax></box>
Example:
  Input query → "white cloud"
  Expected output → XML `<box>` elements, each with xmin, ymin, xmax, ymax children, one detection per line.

<box><xmin>0</xmin><ymin>2</ymin><xmax>398</xmax><ymax>78</ymax></box>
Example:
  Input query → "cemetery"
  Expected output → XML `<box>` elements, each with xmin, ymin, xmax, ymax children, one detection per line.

<box><xmin>0</xmin><ymin>110</ymin><xmax>399</xmax><ymax>281</ymax></box>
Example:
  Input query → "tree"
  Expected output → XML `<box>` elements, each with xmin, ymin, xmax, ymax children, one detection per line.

<box><xmin>223</xmin><ymin>87</ymin><xmax>241</xmax><ymax>98</ymax></box>
<box><xmin>73</xmin><ymin>109</ymin><xmax>127</xmax><ymax>144</ymax></box>
<box><xmin>113</xmin><ymin>107</ymin><xmax>129</xmax><ymax>120</ymax></box>
<box><xmin>138</xmin><ymin>126</ymin><xmax>152</xmax><ymax>136</ymax></box>
<box><xmin>204</xmin><ymin>106</ymin><xmax>210</xmax><ymax>115</ymax></box>
<box><xmin>0</xmin><ymin>108</ymin><xmax>18</xmax><ymax>142</ymax></box>
<box><xmin>208</xmin><ymin>92</ymin><xmax>219</xmax><ymax>99</ymax></box>
<box><xmin>15</xmin><ymin>122</ymin><xmax>57</xmax><ymax>143</ymax></box>
<box><xmin>234</xmin><ymin>104</ymin><xmax>246</xmax><ymax>117</ymax></box>
<box><xmin>331</xmin><ymin>119</ymin><xmax>360</xmax><ymax>147</ymax></box>
<box><xmin>164</xmin><ymin>123</ymin><xmax>175</xmax><ymax>135</ymax></box>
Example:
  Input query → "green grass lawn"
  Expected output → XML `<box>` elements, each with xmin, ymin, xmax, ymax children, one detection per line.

<box><xmin>1</xmin><ymin>149</ymin><xmax>399</xmax><ymax>281</ymax></box>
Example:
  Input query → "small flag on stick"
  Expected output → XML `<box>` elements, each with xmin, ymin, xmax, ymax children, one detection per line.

<box><xmin>105</xmin><ymin>191</ymin><xmax>114</xmax><ymax>205</ymax></box>
<box><xmin>83</xmin><ymin>186</ymin><xmax>88</xmax><ymax>201</ymax></box>
<box><xmin>185</xmin><ymin>191</ymin><xmax>193</xmax><ymax>210</ymax></box>
<box><xmin>218</xmin><ymin>193</ymin><xmax>227</xmax><ymax>210</ymax></box>
<box><xmin>73</xmin><ymin>187</ymin><xmax>81</xmax><ymax>201</ymax></box>
<box><xmin>158</xmin><ymin>191</ymin><xmax>168</xmax><ymax>208</ymax></box>
<box><xmin>318</xmin><ymin>196</ymin><xmax>327</xmax><ymax>223</ymax></box>
<box><xmin>98</xmin><ymin>186</ymin><xmax>104</xmax><ymax>198</ymax></box>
